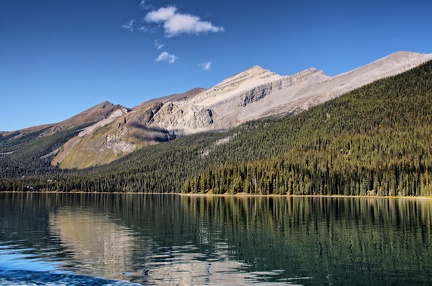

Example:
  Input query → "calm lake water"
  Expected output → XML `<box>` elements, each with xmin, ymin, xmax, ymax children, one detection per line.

<box><xmin>0</xmin><ymin>193</ymin><xmax>431</xmax><ymax>285</ymax></box>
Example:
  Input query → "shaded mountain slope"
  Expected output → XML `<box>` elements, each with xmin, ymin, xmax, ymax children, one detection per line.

<box><xmin>41</xmin><ymin>101</ymin><xmax>123</xmax><ymax>137</ymax></box>
<box><xmin>0</xmin><ymin>101</ymin><xmax>127</xmax><ymax>176</ymax></box>
<box><xmin>52</xmin><ymin>88</ymin><xmax>203</xmax><ymax>169</ymax></box>
<box><xmin>0</xmin><ymin>125</ymin><xmax>85</xmax><ymax>178</ymax></box>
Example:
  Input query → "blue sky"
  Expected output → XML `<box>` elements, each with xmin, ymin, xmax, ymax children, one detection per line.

<box><xmin>1</xmin><ymin>0</ymin><xmax>432</xmax><ymax>131</ymax></box>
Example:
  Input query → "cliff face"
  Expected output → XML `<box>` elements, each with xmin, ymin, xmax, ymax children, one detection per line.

<box><xmin>238</xmin><ymin>68</ymin><xmax>324</xmax><ymax>107</ymax></box>
<box><xmin>5</xmin><ymin>51</ymin><xmax>431</xmax><ymax>169</ymax></box>
<box><xmin>192</xmin><ymin>65</ymin><xmax>283</xmax><ymax>105</ymax></box>
<box><xmin>147</xmin><ymin>66</ymin><xmax>328</xmax><ymax>135</ymax></box>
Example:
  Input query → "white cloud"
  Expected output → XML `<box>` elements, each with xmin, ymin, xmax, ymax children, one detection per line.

<box><xmin>156</xmin><ymin>51</ymin><xmax>177</xmax><ymax>64</ymax></box>
<box><xmin>155</xmin><ymin>39</ymin><xmax>165</xmax><ymax>50</ymax></box>
<box><xmin>122</xmin><ymin>19</ymin><xmax>135</xmax><ymax>32</ymax></box>
<box><xmin>199</xmin><ymin>62</ymin><xmax>212</xmax><ymax>71</ymax></box>
<box><xmin>145</xmin><ymin>6</ymin><xmax>224</xmax><ymax>37</ymax></box>
<box><xmin>145</xmin><ymin>6</ymin><xmax>176</xmax><ymax>23</ymax></box>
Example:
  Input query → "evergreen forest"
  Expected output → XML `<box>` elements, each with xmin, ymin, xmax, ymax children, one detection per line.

<box><xmin>1</xmin><ymin>60</ymin><xmax>432</xmax><ymax>196</ymax></box>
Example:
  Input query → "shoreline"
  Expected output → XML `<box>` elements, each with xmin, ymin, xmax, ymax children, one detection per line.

<box><xmin>179</xmin><ymin>192</ymin><xmax>432</xmax><ymax>200</ymax></box>
<box><xmin>1</xmin><ymin>191</ymin><xmax>432</xmax><ymax>200</ymax></box>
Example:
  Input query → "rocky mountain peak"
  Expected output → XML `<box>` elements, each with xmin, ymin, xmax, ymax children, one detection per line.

<box><xmin>40</xmin><ymin>101</ymin><xmax>125</xmax><ymax>137</ymax></box>
<box><xmin>242</xmin><ymin>65</ymin><xmax>266</xmax><ymax>74</ymax></box>
<box><xmin>93</xmin><ymin>101</ymin><xmax>114</xmax><ymax>109</ymax></box>
<box><xmin>225</xmin><ymin>65</ymin><xmax>279</xmax><ymax>83</ymax></box>
<box><xmin>191</xmin><ymin>65</ymin><xmax>283</xmax><ymax>106</ymax></box>
<box><xmin>289</xmin><ymin>67</ymin><xmax>324</xmax><ymax>82</ymax></box>
<box><xmin>382</xmin><ymin>51</ymin><xmax>426</xmax><ymax>61</ymax></box>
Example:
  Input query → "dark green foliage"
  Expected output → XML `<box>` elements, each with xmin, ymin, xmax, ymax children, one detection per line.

<box><xmin>0</xmin><ymin>125</ymin><xmax>89</xmax><ymax>178</ymax></box>
<box><xmin>1</xmin><ymin>60</ymin><xmax>432</xmax><ymax>196</ymax></box>
<box><xmin>183</xmin><ymin>60</ymin><xmax>432</xmax><ymax>196</ymax></box>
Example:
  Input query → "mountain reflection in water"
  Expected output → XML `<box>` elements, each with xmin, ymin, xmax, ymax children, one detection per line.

<box><xmin>49</xmin><ymin>210</ymin><xmax>135</xmax><ymax>280</ymax></box>
<box><xmin>48</xmin><ymin>207</ymin><xmax>284</xmax><ymax>285</ymax></box>
<box><xmin>1</xmin><ymin>193</ymin><xmax>432</xmax><ymax>285</ymax></box>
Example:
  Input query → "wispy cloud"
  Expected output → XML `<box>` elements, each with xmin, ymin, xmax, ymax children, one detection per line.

<box><xmin>145</xmin><ymin>6</ymin><xmax>224</xmax><ymax>37</ymax></box>
<box><xmin>139</xmin><ymin>0</ymin><xmax>152</xmax><ymax>10</ymax></box>
<box><xmin>122</xmin><ymin>19</ymin><xmax>135</xmax><ymax>32</ymax></box>
<box><xmin>156</xmin><ymin>51</ymin><xmax>178</xmax><ymax>64</ymax></box>
<box><xmin>155</xmin><ymin>39</ymin><xmax>165</xmax><ymax>50</ymax></box>
<box><xmin>199</xmin><ymin>62</ymin><xmax>212</xmax><ymax>71</ymax></box>
<box><xmin>137</xmin><ymin>25</ymin><xmax>148</xmax><ymax>32</ymax></box>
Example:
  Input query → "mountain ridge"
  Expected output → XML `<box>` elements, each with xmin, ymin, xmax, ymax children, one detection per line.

<box><xmin>2</xmin><ymin>51</ymin><xmax>432</xmax><ymax>169</ymax></box>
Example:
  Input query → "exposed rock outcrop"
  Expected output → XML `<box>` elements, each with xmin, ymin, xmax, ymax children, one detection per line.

<box><xmin>239</xmin><ymin>68</ymin><xmax>324</xmax><ymax>107</ymax></box>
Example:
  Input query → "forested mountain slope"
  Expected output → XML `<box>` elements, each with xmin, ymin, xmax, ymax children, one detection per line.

<box><xmin>0</xmin><ymin>101</ymin><xmax>127</xmax><ymax>177</ymax></box>
<box><xmin>0</xmin><ymin>125</ymin><xmax>86</xmax><ymax>178</ymax></box>
<box><xmin>1</xmin><ymin>60</ymin><xmax>432</xmax><ymax>196</ymax></box>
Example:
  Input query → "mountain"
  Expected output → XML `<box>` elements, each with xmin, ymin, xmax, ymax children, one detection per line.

<box><xmin>1</xmin><ymin>51</ymin><xmax>432</xmax><ymax>170</ymax></box>
<box><xmin>0</xmin><ymin>102</ymin><xmax>129</xmax><ymax>177</ymax></box>
<box><xmin>0</xmin><ymin>101</ymin><xmax>123</xmax><ymax>140</ymax></box>
<box><xmin>132</xmin><ymin>87</ymin><xmax>206</xmax><ymax>109</ymax></box>
<box><xmin>41</xmin><ymin>101</ymin><xmax>125</xmax><ymax>137</ymax></box>
<box><xmin>3</xmin><ymin>57</ymin><xmax>432</xmax><ymax>196</ymax></box>
<box><xmin>148</xmin><ymin>51</ymin><xmax>432</xmax><ymax>133</ymax></box>
<box><xmin>51</xmin><ymin>89</ymin><xmax>203</xmax><ymax>169</ymax></box>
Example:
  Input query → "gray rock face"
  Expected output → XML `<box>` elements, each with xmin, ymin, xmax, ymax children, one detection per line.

<box><xmin>152</xmin><ymin>104</ymin><xmax>215</xmax><ymax>130</ymax></box>
<box><xmin>137</xmin><ymin>102</ymin><xmax>163</xmax><ymax>125</ymax></box>
<box><xmin>146</xmin><ymin>52</ymin><xmax>432</xmax><ymax>137</ymax></box>
<box><xmin>239</xmin><ymin>68</ymin><xmax>323</xmax><ymax>107</ymax></box>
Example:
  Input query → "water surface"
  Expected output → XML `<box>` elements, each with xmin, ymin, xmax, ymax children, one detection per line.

<box><xmin>0</xmin><ymin>193</ymin><xmax>431</xmax><ymax>285</ymax></box>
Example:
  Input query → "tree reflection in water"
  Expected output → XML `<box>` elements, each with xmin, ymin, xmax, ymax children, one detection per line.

<box><xmin>1</xmin><ymin>193</ymin><xmax>431</xmax><ymax>285</ymax></box>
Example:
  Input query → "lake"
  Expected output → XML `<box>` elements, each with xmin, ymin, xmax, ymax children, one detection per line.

<box><xmin>0</xmin><ymin>193</ymin><xmax>431</xmax><ymax>285</ymax></box>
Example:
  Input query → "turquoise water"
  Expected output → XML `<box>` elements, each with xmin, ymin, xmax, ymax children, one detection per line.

<box><xmin>1</xmin><ymin>193</ymin><xmax>431</xmax><ymax>285</ymax></box>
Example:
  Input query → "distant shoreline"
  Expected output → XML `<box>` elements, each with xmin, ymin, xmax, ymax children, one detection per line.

<box><xmin>1</xmin><ymin>191</ymin><xmax>432</xmax><ymax>200</ymax></box>
<box><xmin>179</xmin><ymin>193</ymin><xmax>432</xmax><ymax>200</ymax></box>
